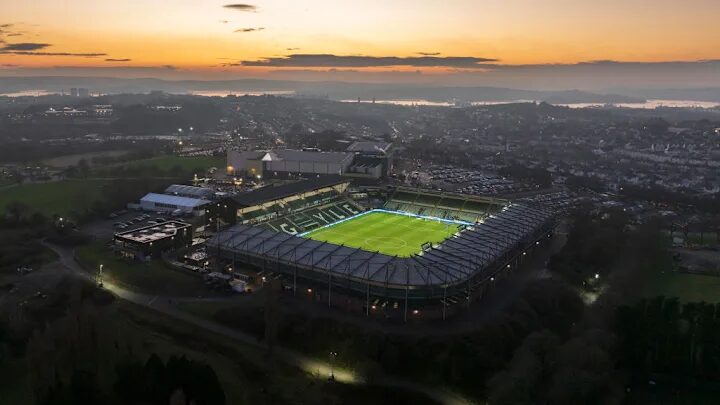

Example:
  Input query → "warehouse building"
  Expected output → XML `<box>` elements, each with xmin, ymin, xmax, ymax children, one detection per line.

<box><xmin>139</xmin><ymin>193</ymin><xmax>211</xmax><ymax>216</ymax></box>
<box><xmin>227</xmin><ymin>149</ymin><xmax>354</xmax><ymax>179</ymax></box>
<box><xmin>164</xmin><ymin>184</ymin><xmax>215</xmax><ymax>200</ymax></box>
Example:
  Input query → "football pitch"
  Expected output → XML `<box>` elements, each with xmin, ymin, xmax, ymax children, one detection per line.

<box><xmin>301</xmin><ymin>210</ymin><xmax>462</xmax><ymax>257</ymax></box>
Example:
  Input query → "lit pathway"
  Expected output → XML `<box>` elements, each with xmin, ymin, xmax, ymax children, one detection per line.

<box><xmin>43</xmin><ymin>241</ymin><xmax>474</xmax><ymax>405</ymax></box>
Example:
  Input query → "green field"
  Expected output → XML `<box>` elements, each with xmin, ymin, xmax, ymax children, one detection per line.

<box><xmin>643</xmin><ymin>271</ymin><xmax>720</xmax><ymax>303</ymax></box>
<box><xmin>0</xmin><ymin>179</ymin><xmax>110</xmax><ymax>217</ymax></box>
<box><xmin>76</xmin><ymin>243</ymin><xmax>212</xmax><ymax>297</ymax></box>
<box><xmin>302</xmin><ymin>211</ymin><xmax>461</xmax><ymax>257</ymax></box>
<box><xmin>114</xmin><ymin>155</ymin><xmax>225</xmax><ymax>172</ymax></box>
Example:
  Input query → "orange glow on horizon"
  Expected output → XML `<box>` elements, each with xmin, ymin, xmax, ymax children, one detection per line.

<box><xmin>1</xmin><ymin>0</ymin><xmax>719</xmax><ymax>76</ymax></box>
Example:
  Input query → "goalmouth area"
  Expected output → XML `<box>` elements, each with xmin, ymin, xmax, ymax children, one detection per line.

<box><xmin>299</xmin><ymin>209</ymin><xmax>470</xmax><ymax>257</ymax></box>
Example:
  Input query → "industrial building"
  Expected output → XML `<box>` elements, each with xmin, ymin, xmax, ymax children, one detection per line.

<box><xmin>139</xmin><ymin>193</ymin><xmax>211</xmax><ymax>216</ymax></box>
<box><xmin>164</xmin><ymin>184</ymin><xmax>216</xmax><ymax>200</ymax></box>
<box><xmin>227</xmin><ymin>149</ymin><xmax>354</xmax><ymax>178</ymax></box>
<box><xmin>227</xmin><ymin>143</ymin><xmax>394</xmax><ymax>180</ymax></box>
<box><xmin>114</xmin><ymin>221</ymin><xmax>193</xmax><ymax>259</ymax></box>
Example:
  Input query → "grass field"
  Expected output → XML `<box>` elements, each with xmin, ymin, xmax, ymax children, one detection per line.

<box><xmin>0</xmin><ymin>179</ymin><xmax>110</xmax><ymax>217</ymax></box>
<box><xmin>302</xmin><ymin>211</ymin><xmax>461</xmax><ymax>257</ymax></box>
<box><xmin>76</xmin><ymin>243</ymin><xmax>213</xmax><ymax>297</ymax></box>
<box><xmin>41</xmin><ymin>149</ymin><xmax>131</xmax><ymax>168</ymax></box>
<box><xmin>113</xmin><ymin>155</ymin><xmax>225</xmax><ymax>172</ymax></box>
<box><xmin>642</xmin><ymin>271</ymin><xmax>720</xmax><ymax>303</ymax></box>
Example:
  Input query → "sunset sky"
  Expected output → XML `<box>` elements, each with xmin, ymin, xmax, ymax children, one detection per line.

<box><xmin>1</xmin><ymin>0</ymin><xmax>720</xmax><ymax>86</ymax></box>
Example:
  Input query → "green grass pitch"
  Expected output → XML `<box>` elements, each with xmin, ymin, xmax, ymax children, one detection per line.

<box><xmin>301</xmin><ymin>211</ymin><xmax>461</xmax><ymax>257</ymax></box>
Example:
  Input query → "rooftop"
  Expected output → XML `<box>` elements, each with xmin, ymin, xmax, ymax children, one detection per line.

<box><xmin>140</xmin><ymin>193</ymin><xmax>212</xmax><ymax>208</ymax></box>
<box><xmin>115</xmin><ymin>221</ymin><xmax>191</xmax><ymax>244</ymax></box>
<box><xmin>164</xmin><ymin>184</ymin><xmax>215</xmax><ymax>199</ymax></box>
<box><xmin>347</xmin><ymin>141</ymin><xmax>392</xmax><ymax>154</ymax></box>
<box><xmin>231</xmin><ymin>175</ymin><xmax>348</xmax><ymax>207</ymax></box>
<box><xmin>255</xmin><ymin>149</ymin><xmax>353</xmax><ymax>164</ymax></box>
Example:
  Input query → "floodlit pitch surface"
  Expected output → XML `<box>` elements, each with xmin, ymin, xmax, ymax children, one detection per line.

<box><xmin>301</xmin><ymin>211</ymin><xmax>462</xmax><ymax>257</ymax></box>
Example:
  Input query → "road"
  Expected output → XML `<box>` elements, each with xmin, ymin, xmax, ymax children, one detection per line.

<box><xmin>44</xmin><ymin>241</ymin><xmax>474</xmax><ymax>405</ymax></box>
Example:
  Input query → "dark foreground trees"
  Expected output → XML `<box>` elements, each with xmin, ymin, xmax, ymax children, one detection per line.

<box><xmin>616</xmin><ymin>297</ymin><xmax>720</xmax><ymax>380</ymax></box>
<box><xmin>112</xmin><ymin>354</ymin><xmax>225</xmax><ymax>405</ymax></box>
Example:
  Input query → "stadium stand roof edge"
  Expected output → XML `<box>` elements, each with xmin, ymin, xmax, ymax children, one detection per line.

<box><xmin>231</xmin><ymin>175</ymin><xmax>349</xmax><ymax>207</ymax></box>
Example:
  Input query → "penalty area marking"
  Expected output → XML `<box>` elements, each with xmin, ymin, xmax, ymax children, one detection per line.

<box><xmin>363</xmin><ymin>236</ymin><xmax>407</xmax><ymax>250</ymax></box>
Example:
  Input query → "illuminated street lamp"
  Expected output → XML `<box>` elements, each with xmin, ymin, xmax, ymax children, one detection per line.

<box><xmin>97</xmin><ymin>264</ymin><xmax>104</xmax><ymax>287</ymax></box>
<box><xmin>329</xmin><ymin>351</ymin><xmax>338</xmax><ymax>380</ymax></box>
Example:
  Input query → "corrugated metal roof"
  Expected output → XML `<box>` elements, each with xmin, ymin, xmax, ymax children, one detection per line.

<box><xmin>347</xmin><ymin>141</ymin><xmax>392</xmax><ymax>153</ymax></box>
<box><xmin>164</xmin><ymin>184</ymin><xmax>215</xmax><ymax>199</ymax></box>
<box><xmin>140</xmin><ymin>193</ymin><xmax>211</xmax><ymax>208</ymax></box>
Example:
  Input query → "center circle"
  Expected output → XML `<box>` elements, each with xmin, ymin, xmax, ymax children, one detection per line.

<box><xmin>364</xmin><ymin>236</ymin><xmax>407</xmax><ymax>249</ymax></box>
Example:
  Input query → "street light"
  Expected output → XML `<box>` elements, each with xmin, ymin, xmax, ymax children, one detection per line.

<box><xmin>329</xmin><ymin>351</ymin><xmax>338</xmax><ymax>380</ymax></box>
<box><xmin>97</xmin><ymin>264</ymin><xmax>104</xmax><ymax>287</ymax></box>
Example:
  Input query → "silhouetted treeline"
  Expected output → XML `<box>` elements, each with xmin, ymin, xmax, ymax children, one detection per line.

<box><xmin>617</xmin><ymin>297</ymin><xmax>720</xmax><ymax>380</ymax></box>
<box><xmin>112</xmin><ymin>354</ymin><xmax>225</xmax><ymax>405</ymax></box>
<box><xmin>209</xmin><ymin>278</ymin><xmax>584</xmax><ymax>399</ymax></box>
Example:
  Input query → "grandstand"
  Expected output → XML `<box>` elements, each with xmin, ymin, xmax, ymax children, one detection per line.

<box><xmin>208</xmin><ymin>183</ymin><xmax>556</xmax><ymax>320</ymax></box>
<box><xmin>384</xmin><ymin>187</ymin><xmax>505</xmax><ymax>223</ymax></box>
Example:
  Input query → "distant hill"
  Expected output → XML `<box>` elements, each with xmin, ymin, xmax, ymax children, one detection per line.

<box><xmin>0</xmin><ymin>76</ymin><xmax>645</xmax><ymax>104</ymax></box>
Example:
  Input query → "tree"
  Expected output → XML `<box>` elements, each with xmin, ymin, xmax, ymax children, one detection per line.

<box><xmin>5</xmin><ymin>200</ymin><xmax>30</xmax><ymax>223</ymax></box>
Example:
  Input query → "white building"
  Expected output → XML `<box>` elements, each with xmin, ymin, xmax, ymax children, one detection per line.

<box><xmin>139</xmin><ymin>193</ymin><xmax>211</xmax><ymax>215</ymax></box>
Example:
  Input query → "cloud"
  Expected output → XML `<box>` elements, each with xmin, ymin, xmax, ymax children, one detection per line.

<box><xmin>0</xmin><ymin>24</ymin><xmax>13</xmax><ymax>28</ymax></box>
<box><xmin>0</xmin><ymin>42</ymin><xmax>105</xmax><ymax>57</ymax></box>
<box><xmin>161</xmin><ymin>65</ymin><xmax>178</xmax><ymax>70</ymax></box>
<box><xmin>6</xmin><ymin>51</ymin><xmax>106</xmax><ymax>57</ymax></box>
<box><xmin>0</xmin><ymin>42</ymin><xmax>50</xmax><ymax>51</ymax></box>
<box><xmin>219</xmin><ymin>20</ymin><xmax>229</xmax><ymax>24</ymax></box>
<box><xmin>239</xmin><ymin>54</ymin><xmax>498</xmax><ymax>68</ymax></box>
<box><xmin>223</xmin><ymin>4</ymin><xmax>257</xmax><ymax>12</ymax></box>
<box><xmin>105</xmin><ymin>58</ymin><xmax>132</xmax><ymax>62</ymax></box>
<box><xmin>417</xmin><ymin>52</ymin><xmax>440</xmax><ymax>56</ymax></box>
<box><xmin>234</xmin><ymin>27</ymin><xmax>264</xmax><ymax>33</ymax></box>
<box><xmin>286</xmin><ymin>47</ymin><xmax>300</xmax><ymax>51</ymax></box>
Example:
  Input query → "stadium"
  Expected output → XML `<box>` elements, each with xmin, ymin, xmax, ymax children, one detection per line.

<box><xmin>208</xmin><ymin>176</ymin><xmax>556</xmax><ymax>320</ymax></box>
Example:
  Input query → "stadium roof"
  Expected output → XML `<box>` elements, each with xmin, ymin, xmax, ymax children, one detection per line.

<box><xmin>140</xmin><ymin>193</ymin><xmax>211</xmax><ymax>208</ymax></box>
<box><xmin>347</xmin><ymin>141</ymin><xmax>392</xmax><ymax>154</ymax></box>
<box><xmin>164</xmin><ymin>184</ymin><xmax>215</xmax><ymax>199</ymax></box>
<box><xmin>208</xmin><ymin>204</ymin><xmax>554</xmax><ymax>291</ymax></box>
<box><xmin>231</xmin><ymin>175</ymin><xmax>349</xmax><ymax>207</ymax></box>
